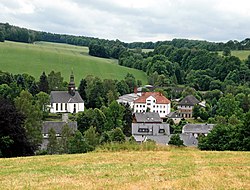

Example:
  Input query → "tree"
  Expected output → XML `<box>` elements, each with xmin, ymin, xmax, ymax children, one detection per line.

<box><xmin>99</xmin><ymin>131</ymin><xmax>112</xmax><ymax>144</ymax></box>
<box><xmin>223</xmin><ymin>47</ymin><xmax>231</xmax><ymax>56</ymax></box>
<box><xmin>84</xmin><ymin>126</ymin><xmax>99</xmax><ymax>148</ymax></box>
<box><xmin>15</xmin><ymin>90</ymin><xmax>43</xmax><ymax>150</ymax></box>
<box><xmin>36</xmin><ymin>92</ymin><xmax>50</xmax><ymax>113</ymax></box>
<box><xmin>68</xmin><ymin>130</ymin><xmax>93</xmax><ymax>154</ymax></box>
<box><xmin>58</xmin><ymin>124</ymin><xmax>73</xmax><ymax>154</ymax></box>
<box><xmin>110</xmin><ymin>127</ymin><xmax>126</xmax><ymax>142</ymax></box>
<box><xmin>78</xmin><ymin>79</ymin><xmax>87</xmax><ymax>102</ymax></box>
<box><xmin>104</xmin><ymin>101</ymin><xmax>125</xmax><ymax>131</ymax></box>
<box><xmin>122</xmin><ymin>103</ymin><xmax>133</xmax><ymax>136</ymax></box>
<box><xmin>0</xmin><ymin>31</ymin><xmax>5</xmax><ymax>42</ymax></box>
<box><xmin>47</xmin><ymin>128</ymin><xmax>58</xmax><ymax>154</ymax></box>
<box><xmin>38</xmin><ymin>72</ymin><xmax>49</xmax><ymax>93</ymax></box>
<box><xmin>0</xmin><ymin>97</ymin><xmax>34</xmax><ymax>157</ymax></box>
<box><xmin>47</xmin><ymin>71</ymin><xmax>64</xmax><ymax>91</ymax></box>
<box><xmin>168</xmin><ymin>134</ymin><xmax>184</xmax><ymax>146</ymax></box>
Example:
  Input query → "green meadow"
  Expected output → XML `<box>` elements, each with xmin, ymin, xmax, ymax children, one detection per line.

<box><xmin>218</xmin><ymin>50</ymin><xmax>250</xmax><ymax>60</ymax></box>
<box><xmin>0</xmin><ymin>148</ymin><xmax>249</xmax><ymax>190</ymax></box>
<box><xmin>0</xmin><ymin>41</ymin><xmax>147</xmax><ymax>84</ymax></box>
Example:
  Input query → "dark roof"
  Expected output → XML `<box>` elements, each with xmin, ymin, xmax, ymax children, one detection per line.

<box><xmin>167</xmin><ymin>111</ymin><xmax>182</xmax><ymax>118</ymax></box>
<box><xmin>50</xmin><ymin>91</ymin><xmax>84</xmax><ymax>103</ymax></box>
<box><xmin>182</xmin><ymin>123</ymin><xmax>215</xmax><ymax>134</ymax></box>
<box><xmin>179</xmin><ymin>134</ymin><xmax>198</xmax><ymax>146</ymax></box>
<box><xmin>178</xmin><ymin>95</ymin><xmax>199</xmax><ymax>106</ymax></box>
<box><xmin>42</xmin><ymin>121</ymin><xmax>77</xmax><ymax>134</ymax></box>
<box><xmin>134</xmin><ymin>112</ymin><xmax>162</xmax><ymax>123</ymax></box>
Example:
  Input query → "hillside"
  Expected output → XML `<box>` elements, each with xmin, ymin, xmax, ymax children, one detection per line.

<box><xmin>218</xmin><ymin>50</ymin><xmax>250</xmax><ymax>60</ymax></box>
<box><xmin>0</xmin><ymin>149</ymin><xmax>249</xmax><ymax>190</ymax></box>
<box><xmin>0</xmin><ymin>41</ymin><xmax>148</xmax><ymax>84</ymax></box>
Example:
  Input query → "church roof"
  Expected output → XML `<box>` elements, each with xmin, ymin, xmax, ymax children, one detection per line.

<box><xmin>50</xmin><ymin>91</ymin><xmax>84</xmax><ymax>103</ymax></box>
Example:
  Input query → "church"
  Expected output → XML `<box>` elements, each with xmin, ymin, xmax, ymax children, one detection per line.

<box><xmin>49</xmin><ymin>72</ymin><xmax>84</xmax><ymax>113</ymax></box>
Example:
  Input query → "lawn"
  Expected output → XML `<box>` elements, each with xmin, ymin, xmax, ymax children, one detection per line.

<box><xmin>0</xmin><ymin>41</ymin><xmax>148</xmax><ymax>84</ymax></box>
<box><xmin>0</xmin><ymin>148</ymin><xmax>249</xmax><ymax>189</ymax></box>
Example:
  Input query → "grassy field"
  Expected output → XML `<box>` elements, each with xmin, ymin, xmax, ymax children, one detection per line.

<box><xmin>218</xmin><ymin>50</ymin><xmax>250</xmax><ymax>60</ymax></box>
<box><xmin>0</xmin><ymin>41</ymin><xmax>147</xmax><ymax>84</ymax></box>
<box><xmin>0</xmin><ymin>148</ymin><xmax>249</xmax><ymax>189</ymax></box>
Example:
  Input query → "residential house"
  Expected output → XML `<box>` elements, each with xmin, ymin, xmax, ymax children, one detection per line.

<box><xmin>50</xmin><ymin>72</ymin><xmax>84</xmax><ymax>113</ymax></box>
<box><xmin>41</xmin><ymin>114</ymin><xmax>77</xmax><ymax>149</ymax></box>
<box><xmin>132</xmin><ymin>112</ymin><xmax>171</xmax><ymax>145</ymax></box>
<box><xmin>182</xmin><ymin>123</ymin><xmax>215</xmax><ymax>138</ymax></box>
<box><xmin>177</xmin><ymin>95</ymin><xmax>200</xmax><ymax>118</ymax></box>
<box><xmin>134</xmin><ymin>92</ymin><xmax>171</xmax><ymax>118</ymax></box>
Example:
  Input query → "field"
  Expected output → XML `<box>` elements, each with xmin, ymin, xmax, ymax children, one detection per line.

<box><xmin>0</xmin><ymin>41</ymin><xmax>147</xmax><ymax>84</ymax></box>
<box><xmin>0</xmin><ymin>148</ymin><xmax>249</xmax><ymax>189</ymax></box>
<box><xmin>218</xmin><ymin>50</ymin><xmax>250</xmax><ymax>60</ymax></box>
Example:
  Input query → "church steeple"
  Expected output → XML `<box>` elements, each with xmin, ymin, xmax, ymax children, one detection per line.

<box><xmin>68</xmin><ymin>71</ymin><xmax>76</xmax><ymax>96</ymax></box>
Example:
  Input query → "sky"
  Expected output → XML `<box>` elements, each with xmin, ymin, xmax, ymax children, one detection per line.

<box><xmin>0</xmin><ymin>0</ymin><xmax>250</xmax><ymax>43</ymax></box>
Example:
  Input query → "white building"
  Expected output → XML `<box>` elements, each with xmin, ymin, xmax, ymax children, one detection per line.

<box><xmin>133</xmin><ymin>92</ymin><xmax>171</xmax><ymax>118</ymax></box>
<box><xmin>50</xmin><ymin>72</ymin><xmax>84</xmax><ymax>113</ymax></box>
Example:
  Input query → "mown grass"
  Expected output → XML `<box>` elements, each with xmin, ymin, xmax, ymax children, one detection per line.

<box><xmin>0</xmin><ymin>41</ymin><xmax>147</xmax><ymax>84</ymax></box>
<box><xmin>0</xmin><ymin>148</ymin><xmax>249</xmax><ymax>190</ymax></box>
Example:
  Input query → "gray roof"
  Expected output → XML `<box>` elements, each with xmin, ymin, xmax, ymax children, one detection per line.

<box><xmin>179</xmin><ymin>134</ymin><xmax>198</xmax><ymax>146</ymax></box>
<box><xmin>134</xmin><ymin>112</ymin><xmax>162</xmax><ymax>123</ymax></box>
<box><xmin>178</xmin><ymin>95</ymin><xmax>199</xmax><ymax>106</ymax></box>
<box><xmin>42</xmin><ymin>121</ymin><xmax>77</xmax><ymax>134</ymax></box>
<box><xmin>50</xmin><ymin>91</ymin><xmax>84</xmax><ymax>103</ymax></box>
<box><xmin>167</xmin><ymin>111</ymin><xmax>183</xmax><ymax>119</ymax></box>
<box><xmin>117</xmin><ymin>93</ymin><xmax>140</xmax><ymax>103</ymax></box>
<box><xmin>182</xmin><ymin>123</ymin><xmax>215</xmax><ymax>134</ymax></box>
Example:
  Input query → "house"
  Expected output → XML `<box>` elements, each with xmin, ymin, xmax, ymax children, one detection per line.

<box><xmin>182</xmin><ymin>123</ymin><xmax>215</xmax><ymax>138</ymax></box>
<box><xmin>177</xmin><ymin>95</ymin><xmax>200</xmax><ymax>118</ymax></box>
<box><xmin>166</xmin><ymin>111</ymin><xmax>183</xmax><ymax>124</ymax></box>
<box><xmin>50</xmin><ymin>72</ymin><xmax>84</xmax><ymax>113</ymax></box>
<box><xmin>132</xmin><ymin>112</ymin><xmax>171</xmax><ymax>145</ymax></box>
<box><xmin>41</xmin><ymin>114</ymin><xmax>77</xmax><ymax>149</ymax></box>
<box><xmin>134</xmin><ymin>92</ymin><xmax>171</xmax><ymax>118</ymax></box>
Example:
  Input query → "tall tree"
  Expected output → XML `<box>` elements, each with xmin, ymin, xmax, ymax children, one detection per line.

<box><xmin>47</xmin><ymin>128</ymin><xmax>58</xmax><ymax>154</ymax></box>
<box><xmin>0</xmin><ymin>97</ymin><xmax>34</xmax><ymax>157</ymax></box>
<box><xmin>15</xmin><ymin>90</ymin><xmax>43</xmax><ymax>150</ymax></box>
<box><xmin>78</xmin><ymin>79</ymin><xmax>87</xmax><ymax>102</ymax></box>
<box><xmin>47</xmin><ymin>71</ymin><xmax>64</xmax><ymax>91</ymax></box>
<box><xmin>122</xmin><ymin>103</ymin><xmax>133</xmax><ymax>136</ymax></box>
<box><xmin>38</xmin><ymin>72</ymin><xmax>49</xmax><ymax>93</ymax></box>
<box><xmin>58</xmin><ymin>124</ymin><xmax>73</xmax><ymax>154</ymax></box>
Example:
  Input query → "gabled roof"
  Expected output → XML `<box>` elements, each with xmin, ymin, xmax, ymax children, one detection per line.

<box><xmin>182</xmin><ymin>123</ymin><xmax>215</xmax><ymax>134</ymax></box>
<box><xmin>134</xmin><ymin>112</ymin><xmax>162</xmax><ymax>123</ymax></box>
<box><xmin>50</xmin><ymin>91</ymin><xmax>84</xmax><ymax>103</ymax></box>
<box><xmin>42</xmin><ymin>121</ymin><xmax>77</xmax><ymax>134</ymax></box>
<box><xmin>134</xmin><ymin>92</ymin><xmax>170</xmax><ymax>104</ymax></box>
<box><xmin>178</xmin><ymin>95</ymin><xmax>199</xmax><ymax>106</ymax></box>
<box><xmin>167</xmin><ymin>111</ymin><xmax>183</xmax><ymax>119</ymax></box>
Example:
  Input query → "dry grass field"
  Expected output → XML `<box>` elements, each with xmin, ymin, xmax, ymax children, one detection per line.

<box><xmin>0</xmin><ymin>148</ymin><xmax>249</xmax><ymax>190</ymax></box>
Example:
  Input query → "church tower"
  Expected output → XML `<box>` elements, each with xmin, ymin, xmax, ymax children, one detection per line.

<box><xmin>68</xmin><ymin>71</ymin><xmax>76</xmax><ymax>96</ymax></box>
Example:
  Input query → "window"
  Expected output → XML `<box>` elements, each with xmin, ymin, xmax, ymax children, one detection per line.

<box><xmin>147</xmin><ymin>103</ymin><xmax>151</xmax><ymax>105</ymax></box>
<box><xmin>56</xmin><ymin>103</ymin><xmax>58</xmax><ymax>111</ymax></box>
<box><xmin>157</xmin><ymin>105</ymin><xmax>159</xmax><ymax>108</ymax></box>
<box><xmin>61</xmin><ymin>103</ymin><xmax>63</xmax><ymax>110</ymax></box>
<box><xmin>163</xmin><ymin>111</ymin><xmax>165</xmax><ymax>113</ymax></box>
<box><xmin>159</xmin><ymin>129</ymin><xmax>165</xmax><ymax>133</ymax></box>
<box><xmin>138</xmin><ymin>128</ymin><xmax>149</xmax><ymax>133</ymax></box>
<box><xmin>136</xmin><ymin>105</ymin><xmax>138</xmax><ymax>107</ymax></box>
<box><xmin>140</xmin><ymin>105</ymin><xmax>142</xmax><ymax>107</ymax></box>
<box><xmin>65</xmin><ymin>103</ymin><xmax>67</xmax><ymax>111</ymax></box>
<box><xmin>153</xmin><ymin>105</ymin><xmax>155</xmax><ymax>108</ymax></box>
<box><xmin>143</xmin><ymin>105</ymin><xmax>145</xmax><ymax>107</ymax></box>
<box><xmin>153</xmin><ymin>100</ymin><xmax>156</xmax><ymax>103</ymax></box>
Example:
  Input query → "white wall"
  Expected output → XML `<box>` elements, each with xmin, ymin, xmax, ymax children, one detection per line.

<box><xmin>50</xmin><ymin>102</ymin><xmax>84</xmax><ymax>113</ymax></box>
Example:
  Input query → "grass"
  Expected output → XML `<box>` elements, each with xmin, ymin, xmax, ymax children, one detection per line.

<box><xmin>218</xmin><ymin>50</ymin><xmax>250</xmax><ymax>60</ymax></box>
<box><xmin>0</xmin><ymin>148</ymin><xmax>249</xmax><ymax>189</ymax></box>
<box><xmin>0</xmin><ymin>41</ymin><xmax>147</xmax><ymax>84</ymax></box>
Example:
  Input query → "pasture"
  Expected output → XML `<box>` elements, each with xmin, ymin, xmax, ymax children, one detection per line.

<box><xmin>0</xmin><ymin>41</ymin><xmax>147</xmax><ymax>84</ymax></box>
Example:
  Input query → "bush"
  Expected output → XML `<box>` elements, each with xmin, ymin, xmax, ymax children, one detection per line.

<box><xmin>168</xmin><ymin>134</ymin><xmax>184</xmax><ymax>146</ymax></box>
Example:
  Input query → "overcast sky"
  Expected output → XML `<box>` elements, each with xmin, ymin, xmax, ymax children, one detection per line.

<box><xmin>1</xmin><ymin>0</ymin><xmax>250</xmax><ymax>42</ymax></box>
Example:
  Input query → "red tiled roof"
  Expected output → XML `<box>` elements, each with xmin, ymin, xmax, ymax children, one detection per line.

<box><xmin>134</xmin><ymin>92</ymin><xmax>171</xmax><ymax>104</ymax></box>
